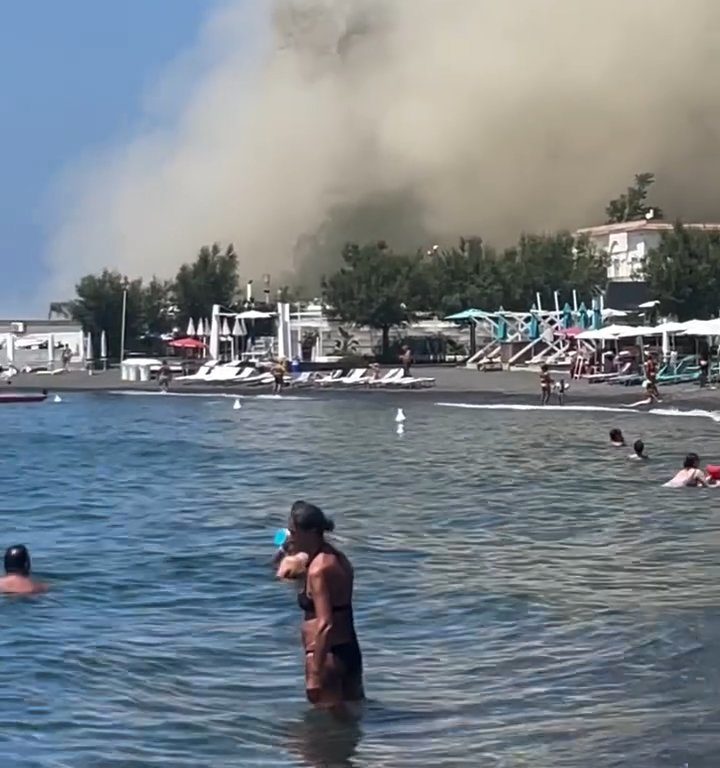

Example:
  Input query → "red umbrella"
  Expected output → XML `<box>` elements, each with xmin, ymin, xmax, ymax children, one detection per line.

<box><xmin>168</xmin><ymin>337</ymin><xmax>207</xmax><ymax>349</ymax></box>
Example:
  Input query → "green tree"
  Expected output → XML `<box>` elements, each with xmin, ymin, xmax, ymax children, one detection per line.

<box><xmin>645</xmin><ymin>223</ymin><xmax>720</xmax><ymax>319</ymax></box>
<box><xmin>174</xmin><ymin>243</ymin><xmax>239</xmax><ymax>324</ymax></box>
<box><xmin>70</xmin><ymin>270</ymin><xmax>144</xmax><ymax>358</ymax></box>
<box><xmin>605</xmin><ymin>172</ymin><xmax>664</xmax><ymax>224</ymax></box>
<box><xmin>142</xmin><ymin>277</ymin><xmax>176</xmax><ymax>336</ymax></box>
<box><xmin>322</xmin><ymin>242</ymin><xmax>422</xmax><ymax>357</ymax></box>
<box><xmin>503</xmin><ymin>232</ymin><xmax>607</xmax><ymax>309</ymax></box>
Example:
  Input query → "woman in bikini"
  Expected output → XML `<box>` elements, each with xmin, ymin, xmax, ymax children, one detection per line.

<box><xmin>276</xmin><ymin>501</ymin><xmax>364</xmax><ymax>708</ymax></box>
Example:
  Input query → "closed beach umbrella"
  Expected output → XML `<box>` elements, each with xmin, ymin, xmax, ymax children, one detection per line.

<box><xmin>204</xmin><ymin>318</ymin><xmax>211</xmax><ymax>337</ymax></box>
<box><xmin>231</xmin><ymin>317</ymin><xmax>242</xmax><ymax>337</ymax></box>
<box><xmin>592</xmin><ymin>301</ymin><xmax>602</xmax><ymax>330</ymax></box>
<box><xmin>221</xmin><ymin>318</ymin><xmax>231</xmax><ymax>337</ymax></box>
<box><xmin>562</xmin><ymin>302</ymin><xmax>573</xmax><ymax>329</ymax></box>
<box><xmin>47</xmin><ymin>333</ymin><xmax>55</xmax><ymax>368</ymax></box>
<box><xmin>85</xmin><ymin>332</ymin><xmax>93</xmax><ymax>362</ymax></box>
<box><xmin>186</xmin><ymin>318</ymin><xmax>196</xmax><ymax>337</ymax></box>
<box><xmin>578</xmin><ymin>302</ymin><xmax>589</xmax><ymax>329</ymax></box>
<box><xmin>494</xmin><ymin>310</ymin><xmax>507</xmax><ymax>341</ymax></box>
<box><xmin>529</xmin><ymin>312</ymin><xmax>540</xmax><ymax>340</ymax></box>
<box><xmin>196</xmin><ymin>318</ymin><xmax>205</xmax><ymax>337</ymax></box>
<box><xmin>100</xmin><ymin>330</ymin><xmax>107</xmax><ymax>359</ymax></box>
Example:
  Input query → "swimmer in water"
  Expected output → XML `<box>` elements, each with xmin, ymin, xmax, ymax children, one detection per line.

<box><xmin>629</xmin><ymin>439</ymin><xmax>648</xmax><ymax>460</ymax></box>
<box><xmin>0</xmin><ymin>545</ymin><xmax>48</xmax><ymax>595</ymax></box>
<box><xmin>663</xmin><ymin>453</ymin><xmax>710</xmax><ymax>487</ymax></box>
<box><xmin>609</xmin><ymin>428</ymin><xmax>626</xmax><ymax>447</ymax></box>
<box><xmin>276</xmin><ymin>501</ymin><xmax>364</xmax><ymax>709</ymax></box>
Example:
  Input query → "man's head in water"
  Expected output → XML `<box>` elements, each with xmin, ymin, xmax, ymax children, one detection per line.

<box><xmin>684</xmin><ymin>452</ymin><xmax>701</xmax><ymax>469</ymax></box>
<box><xmin>4</xmin><ymin>545</ymin><xmax>30</xmax><ymax>576</ymax></box>
<box><xmin>289</xmin><ymin>500</ymin><xmax>334</xmax><ymax>554</ymax></box>
<box><xmin>609</xmin><ymin>428</ymin><xmax>625</xmax><ymax>446</ymax></box>
<box><xmin>633</xmin><ymin>439</ymin><xmax>647</xmax><ymax>459</ymax></box>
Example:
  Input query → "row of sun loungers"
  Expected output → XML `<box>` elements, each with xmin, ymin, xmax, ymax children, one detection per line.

<box><xmin>175</xmin><ymin>363</ymin><xmax>435</xmax><ymax>389</ymax></box>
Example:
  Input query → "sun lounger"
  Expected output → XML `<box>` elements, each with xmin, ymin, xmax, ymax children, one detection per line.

<box><xmin>387</xmin><ymin>374</ymin><xmax>436</xmax><ymax>389</ymax></box>
<box><xmin>586</xmin><ymin>362</ymin><xmax>632</xmax><ymax>384</ymax></box>
<box><xmin>368</xmin><ymin>368</ymin><xmax>404</xmax><ymax>387</ymax></box>
<box><xmin>290</xmin><ymin>371</ymin><xmax>315</xmax><ymax>388</ymax></box>
<box><xmin>319</xmin><ymin>368</ymin><xmax>367</xmax><ymax>386</ymax></box>
<box><xmin>314</xmin><ymin>369</ymin><xmax>343</xmax><ymax>385</ymax></box>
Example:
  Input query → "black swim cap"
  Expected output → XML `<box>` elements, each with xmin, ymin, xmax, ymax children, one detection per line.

<box><xmin>4</xmin><ymin>545</ymin><xmax>30</xmax><ymax>576</ymax></box>
<box><xmin>290</xmin><ymin>501</ymin><xmax>334</xmax><ymax>534</ymax></box>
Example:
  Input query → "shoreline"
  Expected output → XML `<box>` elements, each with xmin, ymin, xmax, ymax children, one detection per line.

<box><xmin>6</xmin><ymin>366</ymin><xmax>720</xmax><ymax>412</ymax></box>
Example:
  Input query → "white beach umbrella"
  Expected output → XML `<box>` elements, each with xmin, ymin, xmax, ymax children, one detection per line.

<box><xmin>100</xmin><ymin>329</ymin><xmax>108</xmax><ymax>359</ymax></box>
<box><xmin>204</xmin><ymin>318</ymin><xmax>211</xmax><ymax>336</ymax></box>
<box><xmin>196</xmin><ymin>318</ymin><xmax>205</xmax><ymax>337</ymax></box>
<box><xmin>186</xmin><ymin>318</ymin><xmax>196</xmax><ymax>336</ymax></box>
<box><xmin>85</xmin><ymin>332</ymin><xmax>93</xmax><ymax>362</ymax></box>
<box><xmin>221</xmin><ymin>318</ymin><xmax>231</xmax><ymax>337</ymax></box>
<box><xmin>236</xmin><ymin>309</ymin><xmax>273</xmax><ymax>320</ymax></box>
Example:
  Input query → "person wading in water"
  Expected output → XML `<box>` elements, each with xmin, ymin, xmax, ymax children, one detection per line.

<box><xmin>276</xmin><ymin>501</ymin><xmax>364</xmax><ymax>710</ymax></box>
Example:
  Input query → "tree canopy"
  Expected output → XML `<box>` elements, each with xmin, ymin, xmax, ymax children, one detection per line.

<box><xmin>644</xmin><ymin>224</ymin><xmax>720</xmax><ymax>320</ymax></box>
<box><xmin>605</xmin><ymin>172</ymin><xmax>663</xmax><ymax>224</ymax></box>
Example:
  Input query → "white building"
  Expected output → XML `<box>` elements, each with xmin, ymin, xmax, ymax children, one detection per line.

<box><xmin>576</xmin><ymin>221</ymin><xmax>720</xmax><ymax>281</ymax></box>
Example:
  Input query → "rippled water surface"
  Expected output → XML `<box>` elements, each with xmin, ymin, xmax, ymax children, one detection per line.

<box><xmin>2</xmin><ymin>392</ymin><xmax>720</xmax><ymax>767</ymax></box>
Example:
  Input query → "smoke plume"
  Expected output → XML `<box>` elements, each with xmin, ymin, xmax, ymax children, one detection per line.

<box><xmin>43</xmin><ymin>0</ymin><xmax>720</xmax><ymax>300</ymax></box>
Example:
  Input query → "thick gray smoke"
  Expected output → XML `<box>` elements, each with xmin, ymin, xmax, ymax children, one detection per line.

<box><xmin>43</xmin><ymin>0</ymin><xmax>720</xmax><ymax>300</ymax></box>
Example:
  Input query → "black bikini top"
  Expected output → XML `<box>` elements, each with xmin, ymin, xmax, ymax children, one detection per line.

<box><xmin>297</xmin><ymin>590</ymin><xmax>351</xmax><ymax>620</ymax></box>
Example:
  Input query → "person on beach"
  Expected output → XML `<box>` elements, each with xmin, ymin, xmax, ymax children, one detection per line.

<box><xmin>609</xmin><ymin>428</ymin><xmax>625</xmax><ymax>447</ymax></box>
<box><xmin>401</xmin><ymin>347</ymin><xmax>413</xmax><ymax>378</ymax></box>
<box><xmin>0</xmin><ymin>545</ymin><xmax>48</xmax><ymax>595</ymax></box>
<box><xmin>699</xmin><ymin>351</ymin><xmax>710</xmax><ymax>388</ymax></box>
<box><xmin>276</xmin><ymin>501</ymin><xmax>364</xmax><ymax>709</ymax></box>
<box><xmin>157</xmin><ymin>360</ymin><xmax>172</xmax><ymax>392</ymax></box>
<box><xmin>664</xmin><ymin>453</ymin><xmax>709</xmax><ymax>487</ymax></box>
<box><xmin>629</xmin><ymin>439</ymin><xmax>648</xmax><ymax>460</ymax></box>
<box><xmin>554</xmin><ymin>378</ymin><xmax>568</xmax><ymax>405</ymax></box>
<box><xmin>272</xmin><ymin>359</ymin><xmax>286</xmax><ymax>394</ymax></box>
<box><xmin>643</xmin><ymin>354</ymin><xmax>661</xmax><ymax>402</ymax></box>
<box><xmin>540</xmin><ymin>364</ymin><xmax>552</xmax><ymax>405</ymax></box>
<box><xmin>61</xmin><ymin>344</ymin><xmax>72</xmax><ymax>371</ymax></box>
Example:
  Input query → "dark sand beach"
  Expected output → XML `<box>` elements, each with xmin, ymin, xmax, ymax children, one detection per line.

<box><xmin>6</xmin><ymin>366</ymin><xmax>720</xmax><ymax>411</ymax></box>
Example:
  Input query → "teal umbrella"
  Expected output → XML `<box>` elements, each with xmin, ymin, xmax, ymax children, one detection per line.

<box><xmin>444</xmin><ymin>308</ymin><xmax>484</xmax><ymax>321</ymax></box>
<box><xmin>592</xmin><ymin>299</ymin><xmax>602</xmax><ymax>330</ymax></box>
<box><xmin>578</xmin><ymin>302</ymin><xmax>589</xmax><ymax>329</ymax></box>
<box><xmin>495</xmin><ymin>310</ymin><xmax>507</xmax><ymax>341</ymax></box>
<box><xmin>528</xmin><ymin>308</ymin><xmax>540</xmax><ymax>340</ymax></box>
<box><xmin>562</xmin><ymin>302</ymin><xmax>573</xmax><ymax>329</ymax></box>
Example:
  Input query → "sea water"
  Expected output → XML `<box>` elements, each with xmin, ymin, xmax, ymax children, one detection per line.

<box><xmin>1</xmin><ymin>392</ymin><xmax>720</xmax><ymax>767</ymax></box>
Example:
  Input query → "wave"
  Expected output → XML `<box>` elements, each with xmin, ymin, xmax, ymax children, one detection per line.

<box><xmin>106</xmin><ymin>390</ymin><xmax>313</xmax><ymax>402</ymax></box>
<box><xmin>435</xmin><ymin>402</ymin><xmax>720</xmax><ymax>422</ymax></box>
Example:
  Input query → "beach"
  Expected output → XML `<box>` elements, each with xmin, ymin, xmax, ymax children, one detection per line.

<box><xmin>8</xmin><ymin>365</ymin><xmax>720</xmax><ymax>411</ymax></box>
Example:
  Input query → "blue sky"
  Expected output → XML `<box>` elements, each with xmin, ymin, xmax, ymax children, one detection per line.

<box><xmin>0</xmin><ymin>0</ymin><xmax>224</xmax><ymax>317</ymax></box>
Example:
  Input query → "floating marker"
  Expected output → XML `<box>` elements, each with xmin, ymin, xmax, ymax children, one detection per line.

<box><xmin>53</xmin><ymin>394</ymin><xmax>62</xmax><ymax>403</ymax></box>
<box><xmin>396</xmin><ymin>423</ymin><xmax>405</xmax><ymax>436</ymax></box>
<box><xmin>274</xmin><ymin>528</ymin><xmax>290</xmax><ymax>547</ymax></box>
<box><xmin>395</xmin><ymin>408</ymin><xmax>406</xmax><ymax>423</ymax></box>
<box><xmin>233</xmin><ymin>398</ymin><xmax>242</xmax><ymax>410</ymax></box>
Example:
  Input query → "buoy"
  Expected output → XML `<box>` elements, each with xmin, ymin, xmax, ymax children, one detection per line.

<box><xmin>396</xmin><ymin>423</ymin><xmax>405</xmax><ymax>435</ymax></box>
<box><xmin>395</xmin><ymin>408</ymin><xmax>406</xmax><ymax>423</ymax></box>
<box><xmin>233</xmin><ymin>398</ymin><xmax>242</xmax><ymax>410</ymax></box>
<box><xmin>53</xmin><ymin>394</ymin><xmax>62</xmax><ymax>403</ymax></box>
